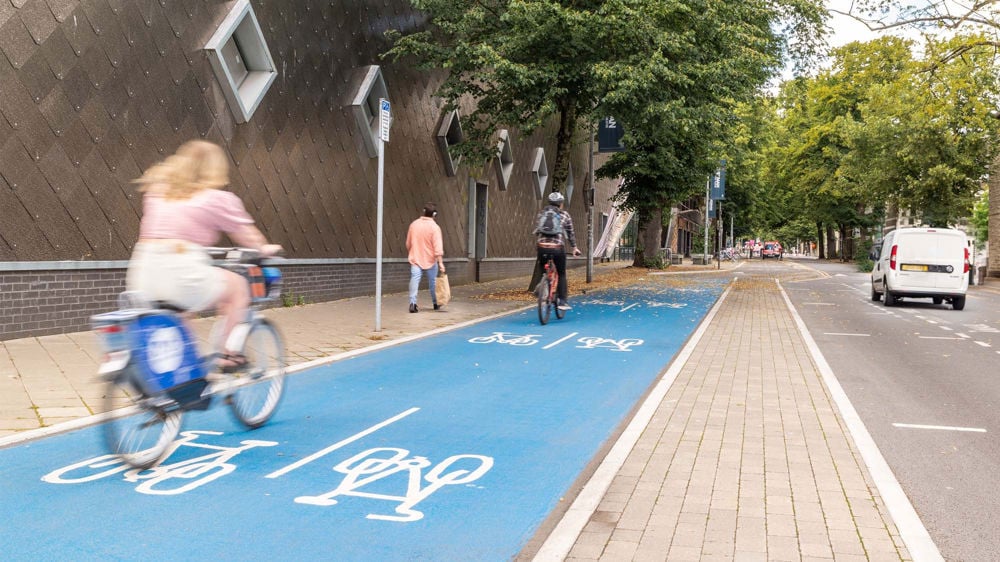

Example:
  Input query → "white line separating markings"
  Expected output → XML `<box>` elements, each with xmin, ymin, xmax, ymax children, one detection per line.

<box><xmin>532</xmin><ymin>283</ymin><xmax>733</xmax><ymax>562</ymax></box>
<box><xmin>957</xmin><ymin>333</ymin><xmax>971</xmax><ymax>339</ymax></box>
<box><xmin>803</xmin><ymin>302</ymin><xmax>836</xmax><ymax>306</ymax></box>
<box><xmin>824</xmin><ymin>333</ymin><xmax>871</xmax><ymax>337</ymax></box>
<box><xmin>266</xmin><ymin>407</ymin><xmax>420</xmax><ymax>479</ymax></box>
<box><xmin>777</xmin><ymin>280</ymin><xmax>943</xmax><ymax>562</ymax></box>
<box><xmin>939</xmin><ymin>326</ymin><xmax>953</xmax><ymax>331</ymax></box>
<box><xmin>918</xmin><ymin>336</ymin><xmax>964</xmax><ymax>340</ymax></box>
<box><xmin>975</xmin><ymin>341</ymin><xmax>992</xmax><ymax>348</ymax></box>
<box><xmin>619</xmin><ymin>303</ymin><xmax>639</xmax><ymax>312</ymax></box>
<box><xmin>542</xmin><ymin>332</ymin><xmax>579</xmax><ymax>350</ymax></box>
<box><xmin>893</xmin><ymin>423</ymin><xmax>986</xmax><ymax>433</ymax></box>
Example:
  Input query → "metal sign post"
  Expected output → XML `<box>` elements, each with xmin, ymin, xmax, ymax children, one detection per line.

<box><xmin>704</xmin><ymin>178</ymin><xmax>710</xmax><ymax>261</ymax></box>
<box><xmin>375</xmin><ymin>98</ymin><xmax>391</xmax><ymax>332</ymax></box>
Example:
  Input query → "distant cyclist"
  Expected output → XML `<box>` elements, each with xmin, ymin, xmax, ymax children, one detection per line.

<box><xmin>534</xmin><ymin>191</ymin><xmax>581</xmax><ymax>310</ymax></box>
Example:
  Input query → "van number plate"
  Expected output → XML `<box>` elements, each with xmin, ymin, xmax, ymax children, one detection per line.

<box><xmin>901</xmin><ymin>264</ymin><xmax>929</xmax><ymax>272</ymax></box>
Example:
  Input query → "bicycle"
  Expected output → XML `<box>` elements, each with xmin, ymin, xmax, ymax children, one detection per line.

<box><xmin>91</xmin><ymin>248</ymin><xmax>286</xmax><ymax>469</ymax></box>
<box><xmin>535</xmin><ymin>256</ymin><xmax>565</xmax><ymax>325</ymax></box>
<box><xmin>719</xmin><ymin>248</ymin><xmax>741</xmax><ymax>262</ymax></box>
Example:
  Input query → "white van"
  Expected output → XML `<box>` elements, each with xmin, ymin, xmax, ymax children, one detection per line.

<box><xmin>870</xmin><ymin>227</ymin><xmax>969</xmax><ymax>310</ymax></box>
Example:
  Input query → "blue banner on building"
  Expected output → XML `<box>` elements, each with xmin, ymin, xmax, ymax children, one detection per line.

<box><xmin>710</xmin><ymin>160</ymin><xmax>726</xmax><ymax>200</ymax></box>
<box><xmin>597</xmin><ymin>117</ymin><xmax>625</xmax><ymax>152</ymax></box>
<box><xmin>707</xmin><ymin>198</ymin><xmax>716</xmax><ymax>219</ymax></box>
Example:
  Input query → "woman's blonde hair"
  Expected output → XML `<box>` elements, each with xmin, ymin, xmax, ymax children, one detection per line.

<box><xmin>134</xmin><ymin>140</ymin><xmax>229</xmax><ymax>200</ymax></box>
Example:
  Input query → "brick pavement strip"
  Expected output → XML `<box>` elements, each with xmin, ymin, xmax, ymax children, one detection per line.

<box><xmin>549</xmin><ymin>274</ymin><xmax>912</xmax><ymax>561</ymax></box>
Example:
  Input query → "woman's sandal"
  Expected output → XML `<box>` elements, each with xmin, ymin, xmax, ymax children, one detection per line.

<box><xmin>217</xmin><ymin>352</ymin><xmax>249</xmax><ymax>373</ymax></box>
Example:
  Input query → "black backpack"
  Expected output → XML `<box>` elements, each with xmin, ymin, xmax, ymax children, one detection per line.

<box><xmin>536</xmin><ymin>207</ymin><xmax>563</xmax><ymax>236</ymax></box>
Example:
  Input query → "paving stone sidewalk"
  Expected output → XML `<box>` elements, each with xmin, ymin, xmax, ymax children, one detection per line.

<box><xmin>550</xmin><ymin>272</ymin><xmax>912</xmax><ymax>561</ymax></box>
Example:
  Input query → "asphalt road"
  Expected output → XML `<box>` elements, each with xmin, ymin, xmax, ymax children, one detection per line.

<box><xmin>777</xmin><ymin>257</ymin><xmax>1000</xmax><ymax>562</ymax></box>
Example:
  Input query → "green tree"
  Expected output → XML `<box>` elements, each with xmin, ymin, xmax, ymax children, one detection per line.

<box><xmin>972</xmin><ymin>188</ymin><xmax>990</xmax><ymax>247</ymax></box>
<box><xmin>386</xmin><ymin>0</ymin><xmax>826</xmax><ymax>266</ymax></box>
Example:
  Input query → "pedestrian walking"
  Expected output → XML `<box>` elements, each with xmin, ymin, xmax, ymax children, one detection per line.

<box><xmin>406</xmin><ymin>202</ymin><xmax>445</xmax><ymax>313</ymax></box>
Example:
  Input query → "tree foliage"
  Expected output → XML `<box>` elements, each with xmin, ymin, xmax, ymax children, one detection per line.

<box><xmin>761</xmin><ymin>35</ymin><xmax>1000</xmax><ymax>250</ymax></box>
<box><xmin>385</xmin><ymin>0</ymin><xmax>825</xmax><ymax>234</ymax></box>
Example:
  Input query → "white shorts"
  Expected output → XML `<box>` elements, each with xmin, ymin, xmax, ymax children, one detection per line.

<box><xmin>126</xmin><ymin>241</ymin><xmax>225</xmax><ymax>312</ymax></box>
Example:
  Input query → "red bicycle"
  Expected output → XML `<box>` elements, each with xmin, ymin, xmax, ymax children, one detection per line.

<box><xmin>535</xmin><ymin>257</ymin><xmax>565</xmax><ymax>325</ymax></box>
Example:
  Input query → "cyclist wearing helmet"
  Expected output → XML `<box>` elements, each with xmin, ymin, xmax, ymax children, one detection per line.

<box><xmin>534</xmin><ymin>191</ymin><xmax>581</xmax><ymax>310</ymax></box>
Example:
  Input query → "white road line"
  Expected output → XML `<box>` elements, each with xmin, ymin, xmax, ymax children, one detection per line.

<box><xmin>778</xmin><ymin>281</ymin><xmax>943</xmax><ymax>562</ymax></box>
<box><xmin>266</xmin><ymin>407</ymin><xmax>420</xmax><ymax>479</ymax></box>
<box><xmin>824</xmin><ymin>333</ymin><xmax>871</xmax><ymax>337</ymax></box>
<box><xmin>803</xmin><ymin>302</ymin><xmax>836</xmax><ymax>306</ymax></box>
<box><xmin>620</xmin><ymin>303</ymin><xmax>639</xmax><ymax>312</ymax></box>
<box><xmin>926</xmin><ymin>320</ymin><xmax>939</xmax><ymax>325</ymax></box>
<box><xmin>939</xmin><ymin>326</ymin><xmax>953</xmax><ymax>331</ymax></box>
<box><xmin>533</xmin><ymin>284</ymin><xmax>733</xmax><ymax>562</ymax></box>
<box><xmin>918</xmin><ymin>336</ymin><xmax>963</xmax><ymax>340</ymax></box>
<box><xmin>957</xmin><ymin>333</ymin><xmax>971</xmax><ymax>339</ymax></box>
<box><xmin>975</xmin><ymin>341</ymin><xmax>992</xmax><ymax>348</ymax></box>
<box><xmin>543</xmin><ymin>332</ymin><xmax>579</xmax><ymax>350</ymax></box>
<box><xmin>893</xmin><ymin>423</ymin><xmax>986</xmax><ymax>433</ymax></box>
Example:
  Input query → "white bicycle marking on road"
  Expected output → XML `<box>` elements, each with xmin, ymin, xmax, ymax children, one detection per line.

<box><xmin>576</xmin><ymin>337</ymin><xmax>643</xmax><ymax>352</ymax></box>
<box><xmin>467</xmin><ymin>332</ymin><xmax>541</xmax><ymax>346</ymax></box>
<box><xmin>294</xmin><ymin>447</ymin><xmax>493</xmax><ymax>522</ymax></box>
<box><xmin>42</xmin><ymin>431</ymin><xmax>277</xmax><ymax>495</ymax></box>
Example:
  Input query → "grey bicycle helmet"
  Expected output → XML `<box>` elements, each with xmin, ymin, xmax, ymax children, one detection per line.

<box><xmin>548</xmin><ymin>191</ymin><xmax>565</xmax><ymax>204</ymax></box>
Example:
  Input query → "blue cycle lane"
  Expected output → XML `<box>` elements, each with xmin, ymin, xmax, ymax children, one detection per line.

<box><xmin>0</xmin><ymin>276</ymin><xmax>728</xmax><ymax>561</ymax></box>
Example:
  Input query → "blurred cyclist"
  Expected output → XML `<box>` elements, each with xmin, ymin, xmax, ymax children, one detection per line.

<box><xmin>534</xmin><ymin>191</ymin><xmax>581</xmax><ymax>310</ymax></box>
<box><xmin>127</xmin><ymin>140</ymin><xmax>282</xmax><ymax>370</ymax></box>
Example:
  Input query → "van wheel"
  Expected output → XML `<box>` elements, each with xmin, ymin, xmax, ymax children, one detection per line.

<box><xmin>952</xmin><ymin>296</ymin><xmax>966</xmax><ymax>311</ymax></box>
<box><xmin>870</xmin><ymin>284</ymin><xmax>881</xmax><ymax>302</ymax></box>
<box><xmin>932</xmin><ymin>297</ymin><xmax>943</xmax><ymax>305</ymax></box>
<box><xmin>884</xmin><ymin>290</ymin><xmax>896</xmax><ymax>307</ymax></box>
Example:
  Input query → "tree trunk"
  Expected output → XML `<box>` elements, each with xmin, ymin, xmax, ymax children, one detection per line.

<box><xmin>839</xmin><ymin>223</ymin><xmax>849</xmax><ymax>261</ymax></box>
<box><xmin>551</xmin><ymin>102</ymin><xmax>577</xmax><ymax>193</ymax></box>
<box><xmin>826</xmin><ymin>225</ymin><xmax>837</xmax><ymax>260</ymax></box>
<box><xmin>816</xmin><ymin>222</ymin><xmax>825</xmax><ymax>259</ymax></box>
<box><xmin>640</xmin><ymin>207</ymin><xmax>663</xmax><ymax>267</ymax></box>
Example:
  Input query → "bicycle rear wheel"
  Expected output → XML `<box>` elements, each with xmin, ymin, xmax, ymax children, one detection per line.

<box><xmin>228</xmin><ymin>318</ymin><xmax>286</xmax><ymax>428</ymax></box>
<box><xmin>103</xmin><ymin>376</ymin><xmax>181</xmax><ymax>469</ymax></box>
<box><xmin>536</xmin><ymin>280</ymin><xmax>550</xmax><ymax>325</ymax></box>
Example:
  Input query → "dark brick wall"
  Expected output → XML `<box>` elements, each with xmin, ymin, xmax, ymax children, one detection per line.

<box><xmin>1</xmin><ymin>269</ymin><xmax>125</xmax><ymax>339</ymax></box>
<box><xmin>0</xmin><ymin>259</ymin><xmax>477</xmax><ymax>340</ymax></box>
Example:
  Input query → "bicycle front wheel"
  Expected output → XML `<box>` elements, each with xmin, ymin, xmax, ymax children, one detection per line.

<box><xmin>536</xmin><ymin>280</ymin><xmax>550</xmax><ymax>325</ymax></box>
<box><xmin>103</xmin><ymin>376</ymin><xmax>181</xmax><ymax>469</ymax></box>
<box><xmin>228</xmin><ymin>318</ymin><xmax>286</xmax><ymax>428</ymax></box>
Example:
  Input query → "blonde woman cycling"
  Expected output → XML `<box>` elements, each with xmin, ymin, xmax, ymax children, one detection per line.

<box><xmin>126</xmin><ymin>140</ymin><xmax>282</xmax><ymax>370</ymax></box>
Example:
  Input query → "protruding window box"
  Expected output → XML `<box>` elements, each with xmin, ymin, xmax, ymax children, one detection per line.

<box><xmin>494</xmin><ymin>129</ymin><xmax>513</xmax><ymax>191</ymax></box>
<box><xmin>205</xmin><ymin>0</ymin><xmax>276</xmax><ymax>124</ymax></box>
<box><xmin>437</xmin><ymin>110</ymin><xmax>464</xmax><ymax>177</ymax></box>
<box><xmin>565</xmin><ymin>162</ymin><xmax>575</xmax><ymax>204</ymax></box>
<box><xmin>348</xmin><ymin>66</ymin><xmax>389</xmax><ymax>159</ymax></box>
<box><xmin>531</xmin><ymin>147</ymin><xmax>548</xmax><ymax>199</ymax></box>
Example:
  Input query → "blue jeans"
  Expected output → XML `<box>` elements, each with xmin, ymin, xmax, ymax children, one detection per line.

<box><xmin>409</xmin><ymin>263</ymin><xmax>438</xmax><ymax>305</ymax></box>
